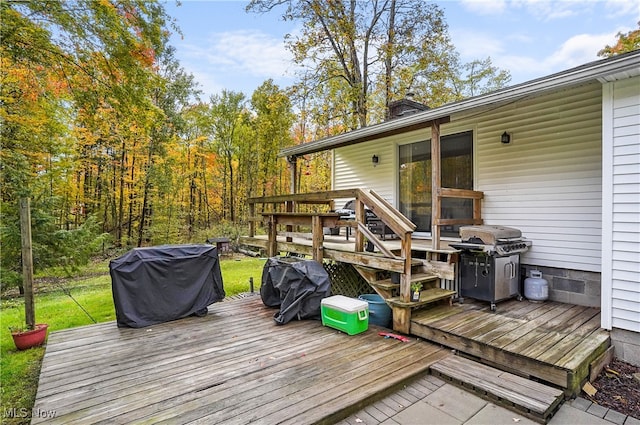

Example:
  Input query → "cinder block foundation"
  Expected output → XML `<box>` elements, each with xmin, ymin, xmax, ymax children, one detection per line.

<box><xmin>521</xmin><ymin>265</ymin><xmax>600</xmax><ymax>307</ymax></box>
<box><xmin>611</xmin><ymin>328</ymin><xmax>640</xmax><ymax>367</ymax></box>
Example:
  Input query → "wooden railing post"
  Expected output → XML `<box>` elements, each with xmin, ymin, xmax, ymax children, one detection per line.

<box><xmin>249</xmin><ymin>202</ymin><xmax>255</xmax><ymax>237</ymax></box>
<box><xmin>285</xmin><ymin>200</ymin><xmax>294</xmax><ymax>242</ymax></box>
<box><xmin>311</xmin><ymin>215</ymin><xmax>323</xmax><ymax>262</ymax></box>
<box><xmin>354</xmin><ymin>199</ymin><xmax>365</xmax><ymax>252</ymax></box>
<box><xmin>267</xmin><ymin>215</ymin><xmax>277</xmax><ymax>257</ymax></box>
<box><xmin>431</xmin><ymin>121</ymin><xmax>442</xmax><ymax>250</ymax></box>
<box><xmin>400</xmin><ymin>231</ymin><xmax>412</xmax><ymax>303</ymax></box>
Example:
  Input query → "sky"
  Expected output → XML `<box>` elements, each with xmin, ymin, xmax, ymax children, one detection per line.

<box><xmin>163</xmin><ymin>0</ymin><xmax>639</xmax><ymax>100</ymax></box>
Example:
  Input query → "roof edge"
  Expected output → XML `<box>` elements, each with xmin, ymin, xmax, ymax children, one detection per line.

<box><xmin>280</xmin><ymin>50</ymin><xmax>640</xmax><ymax>158</ymax></box>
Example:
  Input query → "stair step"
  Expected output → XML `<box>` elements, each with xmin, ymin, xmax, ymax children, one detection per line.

<box><xmin>373</xmin><ymin>272</ymin><xmax>439</xmax><ymax>290</ymax></box>
<box><xmin>370</xmin><ymin>280</ymin><xmax>399</xmax><ymax>291</ymax></box>
<box><xmin>430</xmin><ymin>355</ymin><xmax>564</xmax><ymax>423</ymax></box>
<box><xmin>386</xmin><ymin>288</ymin><xmax>455</xmax><ymax>308</ymax></box>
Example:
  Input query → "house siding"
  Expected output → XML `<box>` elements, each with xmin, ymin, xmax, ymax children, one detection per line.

<box><xmin>473</xmin><ymin>83</ymin><xmax>603</xmax><ymax>273</ymax></box>
<box><xmin>602</xmin><ymin>75</ymin><xmax>640</xmax><ymax>338</ymax></box>
<box><xmin>333</xmin><ymin>128</ymin><xmax>425</xmax><ymax>207</ymax></box>
<box><xmin>334</xmin><ymin>83</ymin><xmax>604</xmax><ymax>276</ymax></box>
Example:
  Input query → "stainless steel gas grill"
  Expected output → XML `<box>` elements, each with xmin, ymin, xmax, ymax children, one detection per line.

<box><xmin>451</xmin><ymin>225</ymin><xmax>532</xmax><ymax>311</ymax></box>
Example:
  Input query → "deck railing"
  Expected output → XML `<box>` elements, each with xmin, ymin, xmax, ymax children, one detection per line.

<box><xmin>247</xmin><ymin>189</ymin><xmax>417</xmax><ymax>301</ymax></box>
<box><xmin>432</xmin><ymin>187</ymin><xmax>484</xmax><ymax>249</ymax></box>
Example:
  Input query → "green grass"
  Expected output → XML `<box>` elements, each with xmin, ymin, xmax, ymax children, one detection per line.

<box><xmin>0</xmin><ymin>256</ymin><xmax>266</xmax><ymax>424</ymax></box>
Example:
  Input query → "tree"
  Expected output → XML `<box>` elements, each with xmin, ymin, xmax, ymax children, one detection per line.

<box><xmin>598</xmin><ymin>21</ymin><xmax>640</xmax><ymax>57</ymax></box>
<box><xmin>250</xmin><ymin>80</ymin><xmax>295</xmax><ymax>199</ymax></box>
<box><xmin>248</xmin><ymin>0</ymin><xmax>452</xmax><ymax>129</ymax></box>
<box><xmin>209</xmin><ymin>90</ymin><xmax>249</xmax><ymax>223</ymax></box>
<box><xmin>447</xmin><ymin>56</ymin><xmax>511</xmax><ymax>101</ymax></box>
<box><xmin>248</xmin><ymin>0</ymin><xmax>510</xmax><ymax>130</ymax></box>
<box><xmin>0</xmin><ymin>0</ymin><xmax>175</xmax><ymax>282</ymax></box>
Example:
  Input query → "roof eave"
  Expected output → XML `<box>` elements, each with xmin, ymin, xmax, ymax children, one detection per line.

<box><xmin>279</xmin><ymin>50</ymin><xmax>640</xmax><ymax>158</ymax></box>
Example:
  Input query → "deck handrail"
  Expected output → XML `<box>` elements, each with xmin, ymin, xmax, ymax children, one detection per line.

<box><xmin>247</xmin><ymin>188</ymin><xmax>416</xmax><ymax>302</ymax></box>
<box><xmin>431</xmin><ymin>187</ymin><xmax>484</xmax><ymax>249</ymax></box>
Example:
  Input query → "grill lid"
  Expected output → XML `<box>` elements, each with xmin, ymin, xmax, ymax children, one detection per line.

<box><xmin>459</xmin><ymin>225</ymin><xmax>522</xmax><ymax>245</ymax></box>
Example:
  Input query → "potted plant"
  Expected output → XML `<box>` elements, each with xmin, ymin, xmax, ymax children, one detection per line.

<box><xmin>411</xmin><ymin>283</ymin><xmax>422</xmax><ymax>302</ymax></box>
<box><xmin>10</xmin><ymin>324</ymin><xmax>49</xmax><ymax>350</ymax></box>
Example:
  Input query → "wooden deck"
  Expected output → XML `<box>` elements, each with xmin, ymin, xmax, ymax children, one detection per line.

<box><xmin>32</xmin><ymin>295</ymin><xmax>450</xmax><ymax>425</ymax></box>
<box><xmin>410</xmin><ymin>298</ymin><xmax>610</xmax><ymax>396</ymax></box>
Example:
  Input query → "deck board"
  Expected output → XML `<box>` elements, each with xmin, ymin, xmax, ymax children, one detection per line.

<box><xmin>430</xmin><ymin>355</ymin><xmax>564</xmax><ymax>422</ymax></box>
<box><xmin>411</xmin><ymin>299</ymin><xmax>610</xmax><ymax>394</ymax></box>
<box><xmin>32</xmin><ymin>295</ymin><xmax>449</xmax><ymax>425</ymax></box>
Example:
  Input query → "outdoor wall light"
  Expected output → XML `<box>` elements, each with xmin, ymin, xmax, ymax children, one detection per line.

<box><xmin>501</xmin><ymin>131</ymin><xmax>511</xmax><ymax>144</ymax></box>
<box><xmin>372</xmin><ymin>155</ymin><xmax>379</xmax><ymax>166</ymax></box>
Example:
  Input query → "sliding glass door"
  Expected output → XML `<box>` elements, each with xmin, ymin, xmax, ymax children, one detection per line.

<box><xmin>399</xmin><ymin>131</ymin><xmax>473</xmax><ymax>237</ymax></box>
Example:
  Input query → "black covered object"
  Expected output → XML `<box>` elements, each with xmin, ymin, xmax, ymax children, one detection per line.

<box><xmin>260</xmin><ymin>257</ymin><xmax>331</xmax><ymax>325</ymax></box>
<box><xmin>110</xmin><ymin>244</ymin><xmax>225</xmax><ymax>328</ymax></box>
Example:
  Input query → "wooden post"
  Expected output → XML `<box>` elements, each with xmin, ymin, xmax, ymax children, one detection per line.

<box><xmin>431</xmin><ymin>121</ymin><xmax>441</xmax><ymax>250</ymax></box>
<box><xmin>354</xmin><ymin>199</ymin><xmax>365</xmax><ymax>252</ymax></box>
<box><xmin>287</xmin><ymin>155</ymin><xmax>298</xmax><ymax>195</ymax></box>
<box><xmin>400</xmin><ymin>231</ymin><xmax>412</xmax><ymax>303</ymax></box>
<box><xmin>19</xmin><ymin>198</ymin><xmax>35</xmax><ymax>330</ymax></box>
<box><xmin>311</xmin><ymin>215</ymin><xmax>323</xmax><ymax>262</ymax></box>
<box><xmin>285</xmin><ymin>200</ymin><xmax>294</xmax><ymax>242</ymax></box>
<box><xmin>267</xmin><ymin>215</ymin><xmax>277</xmax><ymax>257</ymax></box>
<box><xmin>249</xmin><ymin>202</ymin><xmax>255</xmax><ymax>237</ymax></box>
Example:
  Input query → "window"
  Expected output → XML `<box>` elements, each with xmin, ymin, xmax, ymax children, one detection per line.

<box><xmin>399</xmin><ymin>131</ymin><xmax>473</xmax><ymax>237</ymax></box>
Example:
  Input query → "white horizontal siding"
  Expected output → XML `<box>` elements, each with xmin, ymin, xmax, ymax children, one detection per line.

<box><xmin>334</xmin><ymin>83</ymin><xmax>606</xmax><ymax>272</ymax></box>
<box><xmin>604</xmin><ymin>75</ymin><xmax>640</xmax><ymax>333</ymax></box>
<box><xmin>333</xmin><ymin>128</ymin><xmax>429</xmax><ymax>206</ymax></box>
<box><xmin>473</xmin><ymin>83</ymin><xmax>603</xmax><ymax>272</ymax></box>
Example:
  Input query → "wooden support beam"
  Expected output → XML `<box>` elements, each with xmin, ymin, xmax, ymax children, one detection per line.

<box><xmin>354</xmin><ymin>199</ymin><xmax>365</xmax><ymax>253</ymax></box>
<box><xmin>357</xmin><ymin>222</ymin><xmax>398</xmax><ymax>258</ymax></box>
<box><xmin>285</xmin><ymin>200</ymin><xmax>294</xmax><ymax>242</ymax></box>
<box><xmin>392</xmin><ymin>306</ymin><xmax>411</xmax><ymax>334</ymax></box>
<box><xmin>431</xmin><ymin>120</ymin><xmax>442</xmax><ymax>250</ymax></box>
<box><xmin>287</xmin><ymin>155</ymin><xmax>297</xmax><ymax>195</ymax></box>
<box><xmin>249</xmin><ymin>203</ymin><xmax>255</xmax><ymax>237</ymax></box>
<box><xmin>311</xmin><ymin>215</ymin><xmax>323</xmax><ymax>262</ymax></box>
<box><xmin>247</xmin><ymin>189</ymin><xmax>359</xmax><ymax>205</ymax></box>
<box><xmin>400</xmin><ymin>232</ymin><xmax>412</xmax><ymax>302</ymax></box>
<box><xmin>267</xmin><ymin>215</ymin><xmax>277</xmax><ymax>257</ymax></box>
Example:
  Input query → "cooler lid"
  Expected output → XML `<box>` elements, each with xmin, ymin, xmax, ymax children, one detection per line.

<box><xmin>321</xmin><ymin>295</ymin><xmax>368</xmax><ymax>312</ymax></box>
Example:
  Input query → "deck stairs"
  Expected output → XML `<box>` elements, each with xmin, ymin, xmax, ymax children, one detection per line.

<box><xmin>354</xmin><ymin>261</ymin><xmax>456</xmax><ymax>332</ymax></box>
<box><xmin>430</xmin><ymin>354</ymin><xmax>565</xmax><ymax>424</ymax></box>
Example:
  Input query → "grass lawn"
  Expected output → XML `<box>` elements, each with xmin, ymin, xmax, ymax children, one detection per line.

<box><xmin>0</xmin><ymin>255</ymin><xmax>266</xmax><ymax>424</ymax></box>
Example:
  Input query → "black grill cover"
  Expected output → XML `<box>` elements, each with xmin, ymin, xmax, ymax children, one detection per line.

<box><xmin>260</xmin><ymin>257</ymin><xmax>331</xmax><ymax>325</ymax></box>
<box><xmin>110</xmin><ymin>244</ymin><xmax>225</xmax><ymax>328</ymax></box>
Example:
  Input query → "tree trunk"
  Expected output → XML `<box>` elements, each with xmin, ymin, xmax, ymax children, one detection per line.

<box><xmin>228</xmin><ymin>152</ymin><xmax>235</xmax><ymax>223</ymax></box>
<box><xmin>116</xmin><ymin>141</ymin><xmax>126</xmax><ymax>245</ymax></box>
<box><xmin>137</xmin><ymin>141</ymin><xmax>154</xmax><ymax>247</ymax></box>
<box><xmin>385</xmin><ymin>0</ymin><xmax>397</xmax><ymax>119</ymax></box>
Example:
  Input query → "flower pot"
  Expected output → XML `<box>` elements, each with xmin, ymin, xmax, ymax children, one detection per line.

<box><xmin>411</xmin><ymin>291</ymin><xmax>420</xmax><ymax>302</ymax></box>
<box><xmin>11</xmin><ymin>324</ymin><xmax>48</xmax><ymax>350</ymax></box>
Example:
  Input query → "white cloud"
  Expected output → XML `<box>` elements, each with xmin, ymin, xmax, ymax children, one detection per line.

<box><xmin>186</xmin><ymin>30</ymin><xmax>293</xmax><ymax>78</ymax></box>
<box><xmin>544</xmin><ymin>32</ymin><xmax>621</xmax><ymax>68</ymax></box>
<box><xmin>450</xmin><ymin>28</ymin><xmax>506</xmax><ymax>59</ymax></box>
<box><xmin>522</xmin><ymin>1</ymin><xmax>580</xmax><ymax>21</ymax></box>
<box><xmin>207</xmin><ymin>30</ymin><xmax>291</xmax><ymax>77</ymax></box>
<box><xmin>459</xmin><ymin>0</ymin><xmax>507</xmax><ymax>16</ymax></box>
<box><xmin>495</xmin><ymin>31</ymin><xmax>622</xmax><ymax>82</ymax></box>
<box><xmin>604</xmin><ymin>0</ymin><xmax>640</xmax><ymax>20</ymax></box>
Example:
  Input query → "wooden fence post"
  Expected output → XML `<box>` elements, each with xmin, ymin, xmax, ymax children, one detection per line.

<box><xmin>19</xmin><ymin>198</ymin><xmax>35</xmax><ymax>330</ymax></box>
